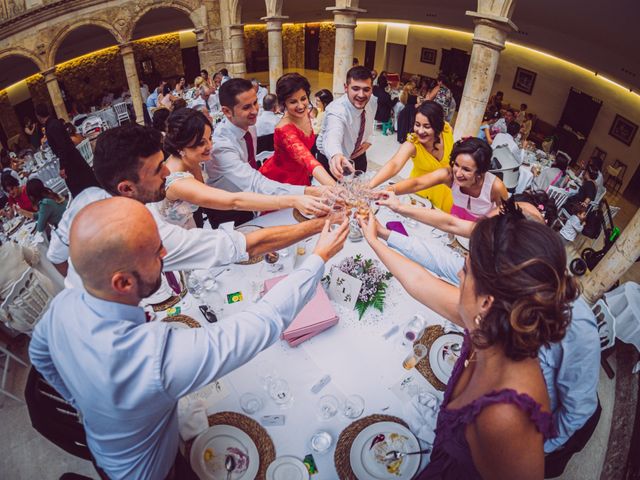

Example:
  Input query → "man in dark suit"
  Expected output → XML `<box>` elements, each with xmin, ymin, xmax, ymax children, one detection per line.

<box><xmin>35</xmin><ymin>103</ymin><xmax>99</xmax><ymax>196</ymax></box>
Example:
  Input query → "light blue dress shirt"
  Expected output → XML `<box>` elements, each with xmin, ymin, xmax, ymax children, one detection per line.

<box><xmin>29</xmin><ymin>255</ymin><xmax>325</xmax><ymax>479</ymax></box>
<box><xmin>386</xmin><ymin>231</ymin><xmax>600</xmax><ymax>453</ymax></box>
<box><xmin>145</xmin><ymin>89</ymin><xmax>159</xmax><ymax>109</ymax></box>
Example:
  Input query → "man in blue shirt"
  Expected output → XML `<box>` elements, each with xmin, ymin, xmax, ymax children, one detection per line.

<box><xmin>30</xmin><ymin>196</ymin><xmax>349</xmax><ymax>479</ymax></box>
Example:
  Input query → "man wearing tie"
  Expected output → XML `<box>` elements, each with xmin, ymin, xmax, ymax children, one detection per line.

<box><xmin>316</xmin><ymin>66</ymin><xmax>377</xmax><ymax>178</ymax></box>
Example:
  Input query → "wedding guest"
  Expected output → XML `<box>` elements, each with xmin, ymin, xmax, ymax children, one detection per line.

<box><xmin>564</xmin><ymin>162</ymin><xmax>599</xmax><ymax>211</ymax></box>
<box><xmin>260</xmin><ymin>73</ymin><xmax>334</xmax><ymax>186</ymax></box>
<box><xmin>521</xmin><ymin>113</ymin><xmax>534</xmax><ymax>141</ymax></box>
<box><xmin>256</xmin><ymin>94</ymin><xmax>280</xmax><ymax>137</ymax></box>
<box><xmin>161</xmin><ymin>108</ymin><xmax>327</xmax><ymax>228</ymax></box>
<box><xmin>207</xmin><ymin>85</ymin><xmax>221</xmax><ymax>113</ymax></box>
<box><xmin>359</xmin><ymin>203</ymin><xmax>579</xmax><ymax>479</ymax></box>
<box><xmin>390</xmin><ymin>137</ymin><xmax>508</xmax><ymax>221</ymax></box>
<box><xmin>146</xmin><ymin>81</ymin><xmax>166</xmax><ymax>113</ymax></box>
<box><xmin>486</xmin><ymin>120</ymin><xmax>521</xmax><ymax>159</ymax></box>
<box><xmin>47</xmin><ymin>125</ymin><xmax>333</xmax><ymax>288</ymax></box>
<box><xmin>396</xmin><ymin>82</ymin><xmax>418</xmax><ymax>143</ymax></box>
<box><xmin>559</xmin><ymin>203</ymin><xmax>587</xmax><ymax>245</ymax></box>
<box><xmin>316</xmin><ymin>66</ymin><xmax>377</xmax><ymax>177</ymax></box>
<box><xmin>151</xmin><ymin>108</ymin><xmax>170</xmax><ymax>134</ymax></box>
<box><xmin>204</xmin><ymin>78</ymin><xmax>327</xmax><ymax>227</ymax></box>
<box><xmin>31</xmin><ymin>196</ymin><xmax>349</xmax><ymax>480</ymax></box>
<box><xmin>252</xmin><ymin>78</ymin><xmax>268</xmax><ymax>110</ymax></box>
<box><xmin>26</xmin><ymin>178</ymin><xmax>68</xmax><ymax>233</ymax></box>
<box><xmin>369</xmin><ymin>101</ymin><xmax>454</xmax><ymax>212</ymax></box>
<box><xmin>200</xmin><ymin>69</ymin><xmax>213</xmax><ymax>89</ymax></box>
<box><xmin>24</xmin><ymin>117</ymin><xmax>42</xmax><ymax>150</ymax></box>
<box><xmin>516</xmin><ymin>103</ymin><xmax>528</xmax><ymax>124</ymax></box>
<box><xmin>174</xmin><ymin>76</ymin><xmax>187</xmax><ymax>96</ymax></box>
<box><xmin>373</xmin><ymin>75</ymin><xmax>395</xmax><ymax>136</ymax></box>
<box><xmin>36</xmin><ymin>103</ymin><xmax>99</xmax><ymax>196</ymax></box>
<box><xmin>488</xmin><ymin>90</ymin><xmax>504</xmax><ymax>112</ymax></box>
<box><xmin>158</xmin><ymin>84</ymin><xmax>176</xmax><ymax>110</ymax></box>
<box><xmin>532</xmin><ymin>154</ymin><xmax>569</xmax><ymax>192</ymax></box>
<box><xmin>140</xmin><ymin>80</ymin><xmax>150</xmax><ymax>102</ymax></box>
<box><xmin>481</xmin><ymin>108</ymin><xmax>515</xmax><ymax>141</ymax></box>
<box><xmin>586</xmin><ymin>157</ymin><xmax>605</xmax><ymax>200</ymax></box>
<box><xmin>219</xmin><ymin>68</ymin><xmax>231</xmax><ymax>84</ymax></box>
<box><xmin>426</xmin><ymin>73</ymin><xmax>455</xmax><ymax>123</ymax></box>
<box><xmin>2</xmin><ymin>171</ymin><xmax>36</xmax><ymax>217</ymax></box>
<box><xmin>312</xmin><ymin>89</ymin><xmax>333</xmax><ymax>135</ymax></box>
<box><xmin>64</xmin><ymin>122</ymin><xmax>84</xmax><ymax>146</ymax></box>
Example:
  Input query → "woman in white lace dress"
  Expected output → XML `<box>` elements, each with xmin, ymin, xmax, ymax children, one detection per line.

<box><xmin>160</xmin><ymin>108</ymin><xmax>327</xmax><ymax>229</ymax></box>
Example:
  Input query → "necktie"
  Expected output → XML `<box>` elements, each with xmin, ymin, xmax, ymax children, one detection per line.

<box><xmin>165</xmin><ymin>272</ymin><xmax>181</xmax><ymax>295</ymax></box>
<box><xmin>244</xmin><ymin>131</ymin><xmax>257</xmax><ymax>169</ymax></box>
<box><xmin>352</xmin><ymin>109</ymin><xmax>366</xmax><ymax>157</ymax></box>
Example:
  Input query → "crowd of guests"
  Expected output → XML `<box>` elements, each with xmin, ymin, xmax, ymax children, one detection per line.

<box><xmin>0</xmin><ymin>63</ymin><xmax>602</xmax><ymax>480</ymax></box>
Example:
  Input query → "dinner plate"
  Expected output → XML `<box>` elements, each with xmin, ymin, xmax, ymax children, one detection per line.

<box><xmin>349</xmin><ymin>421</ymin><xmax>420</xmax><ymax>479</ymax></box>
<box><xmin>455</xmin><ymin>235</ymin><xmax>470</xmax><ymax>250</ymax></box>
<box><xmin>190</xmin><ymin>425</ymin><xmax>260</xmax><ymax>480</ymax></box>
<box><xmin>266</xmin><ymin>456</ymin><xmax>309</xmax><ymax>480</ymax></box>
<box><xmin>429</xmin><ymin>333</ymin><xmax>464</xmax><ymax>385</ymax></box>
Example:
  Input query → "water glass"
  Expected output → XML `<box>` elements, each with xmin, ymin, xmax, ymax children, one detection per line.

<box><xmin>403</xmin><ymin>344</ymin><xmax>428</xmax><ymax>370</ymax></box>
<box><xmin>264</xmin><ymin>251</ymin><xmax>283</xmax><ymax>274</ymax></box>
<box><xmin>240</xmin><ymin>393</ymin><xmax>264</xmax><ymax>415</ymax></box>
<box><xmin>402</xmin><ymin>314</ymin><xmax>427</xmax><ymax>346</ymax></box>
<box><xmin>269</xmin><ymin>378</ymin><xmax>293</xmax><ymax>408</ymax></box>
<box><xmin>342</xmin><ymin>394</ymin><xmax>365</xmax><ymax>419</ymax></box>
<box><xmin>187</xmin><ymin>272</ymin><xmax>203</xmax><ymax>299</ymax></box>
<box><xmin>317</xmin><ymin>395</ymin><xmax>339</xmax><ymax>421</ymax></box>
<box><xmin>310</xmin><ymin>431</ymin><xmax>333</xmax><ymax>454</ymax></box>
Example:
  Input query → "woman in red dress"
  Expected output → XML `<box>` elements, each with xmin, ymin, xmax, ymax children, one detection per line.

<box><xmin>260</xmin><ymin>73</ymin><xmax>335</xmax><ymax>186</ymax></box>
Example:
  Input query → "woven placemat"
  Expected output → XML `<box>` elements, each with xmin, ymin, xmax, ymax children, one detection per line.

<box><xmin>236</xmin><ymin>254</ymin><xmax>265</xmax><ymax>265</ymax></box>
<box><xmin>415</xmin><ymin>325</ymin><xmax>464</xmax><ymax>391</ymax></box>
<box><xmin>185</xmin><ymin>411</ymin><xmax>276</xmax><ymax>480</ymax></box>
<box><xmin>293</xmin><ymin>208</ymin><xmax>313</xmax><ymax>223</ymax></box>
<box><xmin>161</xmin><ymin>314</ymin><xmax>201</xmax><ymax>329</ymax></box>
<box><xmin>334</xmin><ymin>414</ymin><xmax>408</xmax><ymax>480</ymax></box>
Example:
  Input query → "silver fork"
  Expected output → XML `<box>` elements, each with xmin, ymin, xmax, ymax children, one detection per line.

<box><xmin>384</xmin><ymin>447</ymin><xmax>432</xmax><ymax>461</ymax></box>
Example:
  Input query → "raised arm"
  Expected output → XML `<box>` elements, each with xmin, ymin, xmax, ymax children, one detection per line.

<box><xmin>390</xmin><ymin>167</ymin><xmax>452</xmax><ymax>195</ymax></box>
<box><xmin>277</xmin><ymin>126</ymin><xmax>335</xmax><ymax>186</ymax></box>
<box><xmin>368</xmin><ymin>141</ymin><xmax>416</xmax><ymax>189</ymax></box>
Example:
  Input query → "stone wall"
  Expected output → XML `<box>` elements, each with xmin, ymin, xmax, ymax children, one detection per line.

<box><xmin>318</xmin><ymin>23</ymin><xmax>335</xmax><ymax>73</ymax></box>
<box><xmin>243</xmin><ymin>25</ymin><xmax>268</xmax><ymax>73</ymax></box>
<box><xmin>132</xmin><ymin>33</ymin><xmax>184</xmax><ymax>81</ymax></box>
<box><xmin>0</xmin><ymin>91</ymin><xmax>26</xmax><ymax>148</ymax></box>
<box><xmin>282</xmin><ymin>23</ymin><xmax>304</xmax><ymax>69</ymax></box>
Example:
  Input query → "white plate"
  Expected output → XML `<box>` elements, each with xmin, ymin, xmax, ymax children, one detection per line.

<box><xmin>190</xmin><ymin>425</ymin><xmax>260</xmax><ymax>480</ymax></box>
<box><xmin>266</xmin><ymin>456</ymin><xmax>309</xmax><ymax>480</ymax></box>
<box><xmin>429</xmin><ymin>333</ymin><xmax>464</xmax><ymax>385</ymax></box>
<box><xmin>163</xmin><ymin>320</ymin><xmax>191</xmax><ymax>329</ymax></box>
<box><xmin>349</xmin><ymin>421</ymin><xmax>420</xmax><ymax>479</ymax></box>
<box><xmin>455</xmin><ymin>235</ymin><xmax>470</xmax><ymax>250</ymax></box>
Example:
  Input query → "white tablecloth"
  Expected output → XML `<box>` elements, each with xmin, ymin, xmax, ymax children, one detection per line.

<box><xmin>167</xmin><ymin>207</ymin><xmax>460</xmax><ymax>478</ymax></box>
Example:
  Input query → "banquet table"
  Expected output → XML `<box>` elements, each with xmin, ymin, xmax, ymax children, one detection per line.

<box><xmin>160</xmin><ymin>205</ymin><xmax>465</xmax><ymax>479</ymax></box>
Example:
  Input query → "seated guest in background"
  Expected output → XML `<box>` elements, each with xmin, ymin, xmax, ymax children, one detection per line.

<box><xmin>207</xmin><ymin>85</ymin><xmax>221</xmax><ymax>113</ymax></box>
<box><xmin>171</xmin><ymin>97</ymin><xmax>187</xmax><ymax>111</ymax></box>
<box><xmin>488</xmin><ymin>90</ymin><xmax>504</xmax><ymax>112</ymax></box>
<box><xmin>64</xmin><ymin>122</ymin><xmax>84</xmax><ymax>146</ymax></box>
<box><xmin>358</xmin><ymin>204</ymin><xmax>579</xmax><ymax>479</ymax></box>
<box><xmin>146</xmin><ymin>81</ymin><xmax>166</xmax><ymax>113</ymax></box>
<box><xmin>564</xmin><ymin>162</ymin><xmax>599</xmax><ymax>211</ymax></box>
<box><xmin>260</xmin><ymin>73</ymin><xmax>335</xmax><ymax>187</ymax></box>
<box><xmin>36</xmin><ymin>103</ymin><xmax>99</xmax><ymax>197</ymax></box>
<box><xmin>486</xmin><ymin>120</ymin><xmax>521</xmax><ymax>159</ymax></box>
<box><xmin>370</xmin><ymin>101</ymin><xmax>454</xmax><ymax>212</ymax></box>
<box><xmin>426</xmin><ymin>73</ymin><xmax>455</xmax><ymax>123</ymax></box>
<box><xmin>480</xmin><ymin>108</ymin><xmax>515</xmax><ymax>140</ymax></box>
<box><xmin>532</xmin><ymin>153</ymin><xmax>569</xmax><ymax>192</ymax></box>
<box><xmin>161</xmin><ymin>108</ymin><xmax>327</xmax><ymax>229</ymax></box>
<box><xmin>200</xmin><ymin>69</ymin><xmax>213</xmax><ymax>89</ymax></box>
<box><xmin>312</xmin><ymin>89</ymin><xmax>333</xmax><ymax>136</ymax></box>
<box><xmin>2</xmin><ymin>172</ymin><xmax>36</xmax><ymax>218</ymax></box>
<box><xmin>26</xmin><ymin>178</ymin><xmax>67</xmax><ymax>233</ymax></box>
<box><xmin>213</xmin><ymin>71</ymin><xmax>223</xmax><ymax>88</ymax></box>
<box><xmin>219</xmin><ymin>68</ymin><xmax>231</xmax><ymax>84</ymax></box>
<box><xmin>521</xmin><ymin>112</ymin><xmax>534</xmax><ymax>141</ymax></box>
<box><xmin>256</xmin><ymin>94</ymin><xmax>281</xmax><ymax>138</ymax></box>
<box><xmin>31</xmin><ymin>196</ymin><xmax>350</xmax><ymax>480</ymax></box>
<box><xmin>316</xmin><ymin>66</ymin><xmax>377</xmax><ymax>177</ymax></box>
<box><xmin>516</xmin><ymin>103</ymin><xmax>528</xmax><ymax>124</ymax></box>
<box><xmin>47</xmin><ymin>125</ymin><xmax>332</xmax><ymax>287</ymax></box>
<box><xmin>101</xmin><ymin>90</ymin><xmax>115</xmax><ymax>107</ymax></box>
<box><xmin>173</xmin><ymin>76</ymin><xmax>187</xmax><ymax>96</ymax></box>
<box><xmin>140</xmin><ymin>81</ymin><xmax>150</xmax><ymax>102</ymax></box>
<box><xmin>204</xmin><ymin>78</ymin><xmax>327</xmax><ymax>227</ymax></box>
<box><xmin>390</xmin><ymin>137</ymin><xmax>508</xmax><ymax>221</ymax></box>
<box><xmin>158</xmin><ymin>84</ymin><xmax>176</xmax><ymax>110</ymax></box>
<box><xmin>252</xmin><ymin>78</ymin><xmax>268</xmax><ymax>110</ymax></box>
<box><xmin>373</xmin><ymin>75</ymin><xmax>395</xmax><ymax>136</ymax></box>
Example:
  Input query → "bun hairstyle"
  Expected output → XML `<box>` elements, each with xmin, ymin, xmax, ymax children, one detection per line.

<box><xmin>164</xmin><ymin>108</ymin><xmax>212</xmax><ymax>157</ymax></box>
<box><xmin>468</xmin><ymin>199</ymin><xmax>579</xmax><ymax>360</ymax></box>
<box><xmin>275</xmin><ymin>73</ymin><xmax>311</xmax><ymax>108</ymax></box>
<box><xmin>510</xmin><ymin>189</ymin><xmax>558</xmax><ymax>226</ymax></box>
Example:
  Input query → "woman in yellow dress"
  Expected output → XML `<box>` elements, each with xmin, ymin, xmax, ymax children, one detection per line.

<box><xmin>369</xmin><ymin>101</ymin><xmax>454</xmax><ymax>212</ymax></box>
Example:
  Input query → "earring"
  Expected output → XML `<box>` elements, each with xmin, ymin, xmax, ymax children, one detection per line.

<box><xmin>474</xmin><ymin>314</ymin><xmax>482</xmax><ymax>326</ymax></box>
<box><xmin>179</xmin><ymin>150</ymin><xmax>184</xmax><ymax>157</ymax></box>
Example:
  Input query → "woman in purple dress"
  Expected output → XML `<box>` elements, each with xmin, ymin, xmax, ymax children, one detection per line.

<box><xmin>360</xmin><ymin>200</ymin><xmax>578</xmax><ymax>479</ymax></box>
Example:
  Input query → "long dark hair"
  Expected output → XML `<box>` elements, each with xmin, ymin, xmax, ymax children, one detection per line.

<box><xmin>449</xmin><ymin>137</ymin><xmax>493</xmax><ymax>174</ymax></box>
<box><xmin>26</xmin><ymin>178</ymin><xmax>64</xmax><ymax>205</ymax></box>
<box><xmin>414</xmin><ymin>101</ymin><xmax>445</xmax><ymax>147</ymax></box>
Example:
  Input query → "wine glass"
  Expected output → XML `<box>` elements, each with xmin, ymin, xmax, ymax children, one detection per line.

<box><xmin>310</xmin><ymin>431</ymin><xmax>333</xmax><ymax>454</ymax></box>
<box><xmin>342</xmin><ymin>394</ymin><xmax>365</xmax><ymax>419</ymax></box>
<box><xmin>402</xmin><ymin>314</ymin><xmax>427</xmax><ymax>346</ymax></box>
<box><xmin>403</xmin><ymin>344</ymin><xmax>428</xmax><ymax>370</ymax></box>
<box><xmin>269</xmin><ymin>378</ymin><xmax>293</xmax><ymax>409</ymax></box>
<box><xmin>317</xmin><ymin>395</ymin><xmax>339</xmax><ymax>421</ymax></box>
<box><xmin>240</xmin><ymin>393</ymin><xmax>264</xmax><ymax>415</ymax></box>
<box><xmin>264</xmin><ymin>251</ymin><xmax>282</xmax><ymax>274</ymax></box>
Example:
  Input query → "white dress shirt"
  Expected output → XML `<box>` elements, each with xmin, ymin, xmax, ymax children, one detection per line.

<box><xmin>256</xmin><ymin>110</ymin><xmax>281</xmax><ymax>137</ymax></box>
<box><xmin>29</xmin><ymin>255</ymin><xmax>325</xmax><ymax>480</ymax></box>
<box><xmin>47</xmin><ymin>187</ymin><xmax>249</xmax><ymax>289</ymax></box>
<box><xmin>204</xmin><ymin>118</ymin><xmax>305</xmax><ymax>195</ymax></box>
<box><xmin>316</xmin><ymin>94</ymin><xmax>377</xmax><ymax>160</ymax></box>
<box><xmin>207</xmin><ymin>92</ymin><xmax>221</xmax><ymax>113</ymax></box>
<box><xmin>257</xmin><ymin>86</ymin><xmax>268</xmax><ymax>109</ymax></box>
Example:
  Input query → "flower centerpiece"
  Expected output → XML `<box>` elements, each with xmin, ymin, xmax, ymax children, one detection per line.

<box><xmin>330</xmin><ymin>255</ymin><xmax>393</xmax><ymax>319</ymax></box>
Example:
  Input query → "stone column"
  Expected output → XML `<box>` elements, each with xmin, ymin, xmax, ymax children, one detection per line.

<box><xmin>261</xmin><ymin>15</ymin><xmax>288</xmax><ymax>93</ymax></box>
<box><xmin>42</xmin><ymin>68</ymin><xmax>69</xmax><ymax>122</ymax></box>
<box><xmin>326</xmin><ymin>6</ymin><xmax>365</xmax><ymax>98</ymax></box>
<box><xmin>194</xmin><ymin>27</ymin><xmax>226</xmax><ymax>73</ymax></box>
<box><xmin>582</xmin><ymin>209</ymin><xmax>640</xmax><ymax>304</ymax></box>
<box><xmin>453</xmin><ymin>12</ymin><xmax>517</xmax><ymax>140</ymax></box>
<box><xmin>228</xmin><ymin>24</ymin><xmax>247</xmax><ymax>78</ymax></box>
<box><xmin>119</xmin><ymin>43</ymin><xmax>145</xmax><ymax>125</ymax></box>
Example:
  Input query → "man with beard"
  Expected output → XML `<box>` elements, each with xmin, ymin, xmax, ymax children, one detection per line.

<box><xmin>47</xmin><ymin>125</ymin><xmax>334</xmax><ymax>287</ymax></box>
<box><xmin>316</xmin><ymin>65</ymin><xmax>378</xmax><ymax>177</ymax></box>
<box><xmin>30</xmin><ymin>197</ymin><xmax>350</xmax><ymax>479</ymax></box>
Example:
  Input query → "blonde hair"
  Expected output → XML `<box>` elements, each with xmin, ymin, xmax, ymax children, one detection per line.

<box><xmin>194</xmin><ymin>76</ymin><xmax>205</xmax><ymax>88</ymax></box>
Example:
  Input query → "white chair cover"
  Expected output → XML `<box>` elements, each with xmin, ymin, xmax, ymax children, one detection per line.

<box><xmin>76</xmin><ymin>138</ymin><xmax>93</xmax><ymax>167</ymax></box>
<box><xmin>112</xmin><ymin>102</ymin><xmax>130</xmax><ymax>125</ymax></box>
<box><xmin>605</xmin><ymin>282</ymin><xmax>640</xmax><ymax>351</ymax></box>
<box><xmin>0</xmin><ymin>267</ymin><xmax>54</xmax><ymax>334</ymax></box>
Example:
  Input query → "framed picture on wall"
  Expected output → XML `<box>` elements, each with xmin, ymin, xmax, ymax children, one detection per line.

<box><xmin>512</xmin><ymin>67</ymin><xmax>537</xmax><ymax>95</ymax></box>
<box><xmin>141</xmin><ymin>58</ymin><xmax>155</xmax><ymax>75</ymax></box>
<box><xmin>609</xmin><ymin>114</ymin><xmax>638</xmax><ymax>146</ymax></box>
<box><xmin>420</xmin><ymin>48</ymin><xmax>437</xmax><ymax>65</ymax></box>
<box><xmin>591</xmin><ymin>147</ymin><xmax>607</xmax><ymax>162</ymax></box>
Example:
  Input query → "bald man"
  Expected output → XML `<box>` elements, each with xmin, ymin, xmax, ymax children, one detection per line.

<box><xmin>30</xmin><ymin>197</ymin><xmax>349</xmax><ymax>480</ymax></box>
<box><xmin>47</xmin><ymin>125</ymin><xmax>331</xmax><ymax>288</ymax></box>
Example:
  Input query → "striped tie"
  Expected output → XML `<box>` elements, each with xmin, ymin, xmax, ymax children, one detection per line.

<box><xmin>352</xmin><ymin>109</ymin><xmax>366</xmax><ymax>157</ymax></box>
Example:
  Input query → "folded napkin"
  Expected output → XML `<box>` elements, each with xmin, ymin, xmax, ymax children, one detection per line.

<box><xmin>403</xmin><ymin>390</ymin><xmax>441</xmax><ymax>447</ymax></box>
<box><xmin>177</xmin><ymin>397</ymin><xmax>209</xmax><ymax>442</ymax></box>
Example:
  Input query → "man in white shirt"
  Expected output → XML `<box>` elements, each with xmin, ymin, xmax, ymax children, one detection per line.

<box><xmin>256</xmin><ymin>94</ymin><xmax>281</xmax><ymax>137</ymax></box>
<box><xmin>316</xmin><ymin>65</ymin><xmax>378</xmax><ymax>178</ymax></box>
<box><xmin>32</xmin><ymin>196</ymin><xmax>349</xmax><ymax>480</ymax></box>
<box><xmin>48</xmin><ymin>125</ymin><xmax>332</xmax><ymax>288</ymax></box>
<box><xmin>204</xmin><ymin>78</ymin><xmax>325</xmax><ymax>227</ymax></box>
<box><xmin>252</xmin><ymin>78</ymin><xmax>268</xmax><ymax>110</ymax></box>
<box><xmin>488</xmin><ymin>120</ymin><xmax>521</xmax><ymax>160</ymax></box>
<box><xmin>219</xmin><ymin>68</ymin><xmax>231</xmax><ymax>84</ymax></box>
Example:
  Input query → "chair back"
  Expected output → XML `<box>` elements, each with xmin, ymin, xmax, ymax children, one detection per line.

<box><xmin>547</xmin><ymin>186</ymin><xmax>570</xmax><ymax>209</ymax></box>
<box><xmin>76</xmin><ymin>138</ymin><xmax>93</xmax><ymax>167</ymax></box>
<box><xmin>592</xmin><ymin>299</ymin><xmax>616</xmax><ymax>350</ymax></box>
<box><xmin>80</xmin><ymin>115</ymin><xmax>105</xmax><ymax>140</ymax></box>
<box><xmin>489</xmin><ymin>145</ymin><xmax>520</xmax><ymax>192</ymax></box>
<box><xmin>112</xmin><ymin>102</ymin><xmax>130</xmax><ymax>125</ymax></box>
<box><xmin>0</xmin><ymin>268</ymin><xmax>53</xmax><ymax>333</ymax></box>
<box><xmin>556</xmin><ymin>150</ymin><xmax>572</xmax><ymax>165</ymax></box>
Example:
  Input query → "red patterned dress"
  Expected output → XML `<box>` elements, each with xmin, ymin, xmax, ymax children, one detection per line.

<box><xmin>259</xmin><ymin>121</ymin><xmax>321</xmax><ymax>186</ymax></box>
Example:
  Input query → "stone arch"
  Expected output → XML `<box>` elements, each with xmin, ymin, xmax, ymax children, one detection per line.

<box><xmin>128</xmin><ymin>2</ymin><xmax>201</xmax><ymax>40</ymax></box>
<box><xmin>0</xmin><ymin>49</ymin><xmax>43</xmax><ymax>90</ymax></box>
<box><xmin>0</xmin><ymin>47</ymin><xmax>45</xmax><ymax>72</ymax></box>
<box><xmin>47</xmin><ymin>20</ymin><xmax>124</xmax><ymax>68</ymax></box>
<box><xmin>229</xmin><ymin>0</ymin><xmax>242</xmax><ymax>24</ymax></box>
